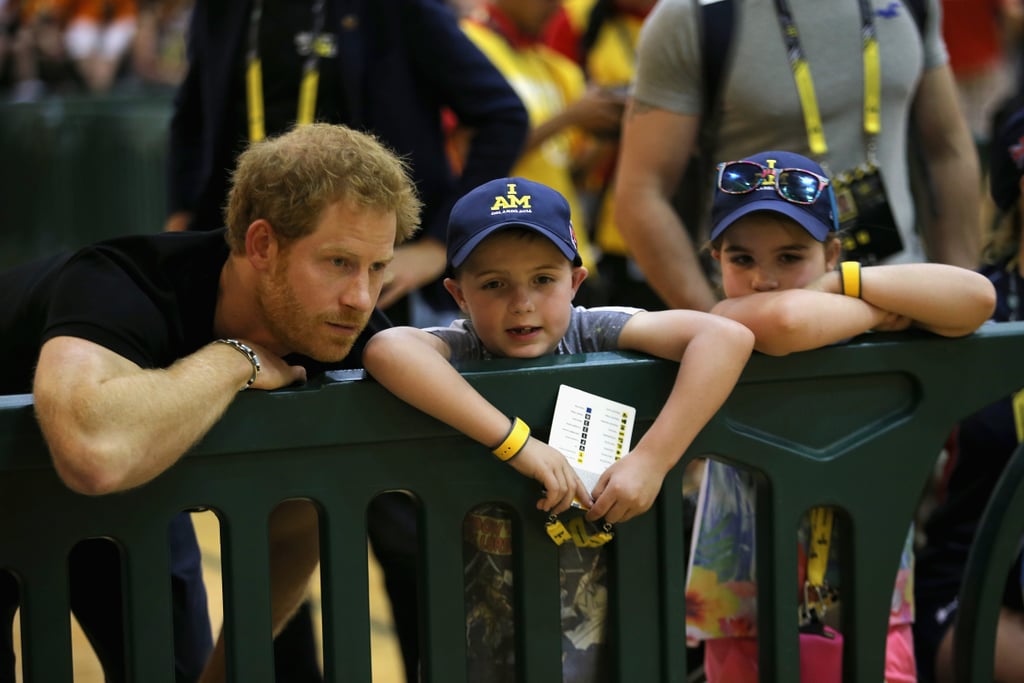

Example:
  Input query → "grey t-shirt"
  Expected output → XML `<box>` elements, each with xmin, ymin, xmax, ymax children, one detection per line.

<box><xmin>427</xmin><ymin>305</ymin><xmax>641</xmax><ymax>360</ymax></box>
<box><xmin>633</xmin><ymin>0</ymin><xmax>947</xmax><ymax>263</ymax></box>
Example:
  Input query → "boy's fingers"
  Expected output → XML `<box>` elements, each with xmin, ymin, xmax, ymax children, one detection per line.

<box><xmin>538</xmin><ymin>472</ymin><xmax>561</xmax><ymax>512</ymax></box>
<box><xmin>591</xmin><ymin>471</ymin><xmax>610</xmax><ymax>501</ymax></box>
<box><xmin>575</xmin><ymin>476</ymin><xmax>594</xmax><ymax>509</ymax></box>
<box><xmin>585</xmin><ymin>495</ymin><xmax>609</xmax><ymax>521</ymax></box>
<box><xmin>552</xmin><ymin>490</ymin><xmax>574</xmax><ymax>515</ymax></box>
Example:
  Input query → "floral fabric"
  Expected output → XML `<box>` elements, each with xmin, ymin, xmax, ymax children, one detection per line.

<box><xmin>685</xmin><ymin>459</ymin><xmax>915</xmax><ymax>643</ymax></box>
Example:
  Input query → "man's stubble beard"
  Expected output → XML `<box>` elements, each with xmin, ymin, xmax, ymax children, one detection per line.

<box><xmin>259</xmin><ymin>263</ymin><xmax>367</xmax><ymax>363</ymax></box>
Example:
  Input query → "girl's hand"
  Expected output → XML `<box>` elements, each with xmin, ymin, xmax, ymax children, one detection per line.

<box><xmin>871</xmin><ymin>311</ymin><xmax>912</xmax><ymax>332</ymax></box>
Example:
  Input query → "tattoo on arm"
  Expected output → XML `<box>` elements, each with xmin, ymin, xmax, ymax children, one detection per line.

<box><xmin>627</xmin><ymin>101</ymin><xmax>657</xmax><ymax>120</ymax></box>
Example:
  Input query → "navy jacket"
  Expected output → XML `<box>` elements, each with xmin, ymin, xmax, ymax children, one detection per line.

<box><xmin>167</xmin><ymin>0</ymin><xmax>528</xmax><ymax>247</ymax></box>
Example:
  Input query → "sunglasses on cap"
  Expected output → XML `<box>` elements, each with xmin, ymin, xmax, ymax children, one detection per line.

<box><xmin>716</xmin><ymin>160</ymin><xmax>830</xmax><ymax>206</ymax></box>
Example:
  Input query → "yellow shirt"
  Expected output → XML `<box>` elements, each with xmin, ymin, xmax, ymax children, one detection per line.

<box><xmin>563</xmin><ymin>1</ymin><xmax>645</xmax><ymax>256</ymax></box>
<box><xmin>461</xmin><ymin>18</ymin><xmax>597</xmax><ymax>272</ymax></box>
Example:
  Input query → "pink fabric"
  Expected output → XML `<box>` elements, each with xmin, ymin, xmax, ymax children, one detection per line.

<box><xmin>704</xmin><ymin>637</ymin><xmax>758</xmax><ymax>683</ymax></box>
<box><xmin>703</xmin><ymin>624</ymin><xmax>918</xmax><ymax>682</ymax></box>
<box><xmin>883</xmin><ymin>623</ymin><xmax>918</xmax><ymax>683</ymax></box>
<box><xmin>800</xmin><ymin>627</ymin><xmax>843</xmax><ymax>683</ymax></box>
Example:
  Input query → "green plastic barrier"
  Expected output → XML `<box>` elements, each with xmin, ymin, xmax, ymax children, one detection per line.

<box><xmin>2</xmin><ymin>323</ymin><xmax>1024</xmax><ymax>682</ymax></box>
<box><xmin>0</xmin><ymin>94</ymin><xmax>172</xmax><ymax>269</ymax></box>
<box><xmin>954</xmin><ymin>440</ymin><xmax>1024</xmax><ymax>681</ymax></box>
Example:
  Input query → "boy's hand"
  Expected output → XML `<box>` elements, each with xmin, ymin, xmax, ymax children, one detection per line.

<box><xmin>507</xmin><ymin>439</ymin><xmax>593</xmax><ymax>514</ymax></box>
<box><xmin>586</xmin><ymin>454</ymin><xmax>665</xmax><ymax>524</ymax></box>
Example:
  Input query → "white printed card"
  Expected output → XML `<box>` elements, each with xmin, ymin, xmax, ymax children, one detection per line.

<box><xmin>548</xmin><ymin>384</ymin><xmax>637</xmax><ymax>507</ymax></box>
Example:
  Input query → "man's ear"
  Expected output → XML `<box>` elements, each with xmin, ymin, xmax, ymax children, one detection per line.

<box><xmin>443</xmin><ymin>277</ymin><xmax>470</xmax><ymax>315</ymax></box>
<box><xmin>245</xmin><ymin>219</ymin><xmax>278</xmax><ymax>271</ymax></box>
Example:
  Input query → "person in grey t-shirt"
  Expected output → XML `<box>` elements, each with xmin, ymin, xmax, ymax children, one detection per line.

<box><xmin>363</xmin><ymin>176</ymin><xmax>754</xmax><ymax>522</ymax></box>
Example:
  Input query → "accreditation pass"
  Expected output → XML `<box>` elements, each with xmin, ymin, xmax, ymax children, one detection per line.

<box><xmin>548</xmin><ymin>384</ymin><xmax>637</xmax><ymax>501</ymax></box>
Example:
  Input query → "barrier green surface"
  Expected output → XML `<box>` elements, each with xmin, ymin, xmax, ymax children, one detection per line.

<box><xmin>955</xmin><ymin>439</ymin><xmax>1024</xmax><ymax>681</ymax></box>
<box><xmin>2</xmin><ymin>323</ymin><xmax>1024</xmax><ymax>682</ymax></box>
<box><xmin>0</xmin><ymin>94</ymin><xmax>173</xmax><ymax>269</ymax></box>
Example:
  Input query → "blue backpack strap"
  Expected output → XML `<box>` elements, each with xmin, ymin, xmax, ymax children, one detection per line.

<box><xmin>671</xmin><ymin>0</ymin><xmax>738</xmax><ymax>259</ymax></box>
<box><xmin>902</xmin><ymin>0</ymin><xmax>928</xmax><ymax>35</ymax></box>
<box><xmin>698</xmin><ymin>0</ymin><xmax>737</xmax><ymax>122</ymax></box>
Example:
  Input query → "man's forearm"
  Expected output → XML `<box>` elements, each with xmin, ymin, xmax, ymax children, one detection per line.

<box><xmin>34</xmin><ymin>339</ymin><xmax>256</xmax><ymax>495</ymax></box>
<box><xmin>617</xmin><ymin>196</ymin><xmax>717</xmax><ymax>311</ymax></box>
<box><xmin>922</xmin><ymin>155</ymin><xmax>982</xmax><ymax>268</ymax></box>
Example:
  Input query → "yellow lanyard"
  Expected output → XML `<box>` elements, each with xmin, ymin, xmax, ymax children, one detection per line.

<box><xmin>806</xmin><ymin>506</ymin><xmax>834</xmax><ymax>587</ymax></box>
<box><xmin>774</xmin><ymin>0</ymin><xmax>881</xmax><ymax>162</ymax></box>
<box><xmin>546</xmin><ymin>514</ymin><xmax>615</xmax><ymax>548</ymax></box>
<box><xmin>801</xmin><ymin>505</ymin><xmax>836</xmax><ymax>623</ymax></box>
<box><xmin>245</xmin><ymin>0</ymin><xmax>326</xmax><ymax>142</ymax></box>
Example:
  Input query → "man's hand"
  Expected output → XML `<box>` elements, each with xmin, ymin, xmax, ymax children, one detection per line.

<box><xmin>164</xmin><ymin>211</ymin><xmax>192</xmax><ymax>233</ymax></box>
<box><xmin>507</xmin><ymin>439</ymin><xmax>593</xmax><ymax>514</ymax></box>
<box><xmin>565</xmin><ymin>87</ymin><xmax>627</xmax><ymax>137</ymax></box>
<box><xmin>377</xmin><ymin>238</ymin><xmax>447</xmax><ymax>310</ymax></box>
<box><xmin>241</xmin><ymin>341</ymin><xmax>308</xmax><ymax>391</ymax></box>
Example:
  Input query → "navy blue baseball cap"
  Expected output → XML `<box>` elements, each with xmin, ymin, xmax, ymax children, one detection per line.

<box><xmin>447</xmin><ymin>177</ymin><xmax>582</xmax><ymax>269</ymax></box>
<box><xmin>709</xmin><ymin>151</ymin><xmax>839</xmax><ymax>242</ymax></box>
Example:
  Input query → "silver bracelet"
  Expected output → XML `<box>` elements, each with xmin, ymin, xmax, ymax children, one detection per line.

<box><xmin>214</xmin><ymin>338</ymin><xmax>261</xmax><ymax>390</ymax></box>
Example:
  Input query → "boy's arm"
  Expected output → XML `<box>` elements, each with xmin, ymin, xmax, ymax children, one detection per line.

<box><xmin>362</xmin><ymin>327</ymin><xmax>592</xmax><ymax>513</ymax></box>
<box><xmin>808</xmin><ymin>263</ymin><xmax>996</xmax><ymax>337</ymax></box>
<box><xmin>585</xmin><ymin>311</ymin><xmax>755</xmax><ymax>524</ymax></box>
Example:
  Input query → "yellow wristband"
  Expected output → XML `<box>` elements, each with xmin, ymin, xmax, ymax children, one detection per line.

<box><xmin>840</xmin><ymin>261</ymin><xmax>862</xmax><ymax>299</ymax></box>
<box><xmin>492</xmin><ymin>417</ymin><xmax>530</xmax><ymax>461</ymax></box>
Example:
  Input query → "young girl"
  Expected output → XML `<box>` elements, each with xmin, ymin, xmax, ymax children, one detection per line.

<box><xmin>685</xmin><ymin>150</ymin><xmax>996</xmax><ymax>682</ymax></box>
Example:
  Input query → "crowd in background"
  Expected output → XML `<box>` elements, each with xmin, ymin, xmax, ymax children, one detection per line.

<box><xmin>1</xmin><ymin>0</ymin><xmax>1022</xmax><ymax>166</ymax></box>
<box><xmin>0</xmin><ymin>0</ymin><xmax>192</xmax><ymax>101</ymax></box>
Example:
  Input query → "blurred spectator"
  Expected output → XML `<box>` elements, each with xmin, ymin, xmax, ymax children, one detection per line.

<box><xmin>128</xmin><ymin>0</ymin><xmax>189</xmax><ymax>91</ymax></box>
<box><xmin>0</xmin><ymin>0</ymin><xmax>14</xmax><ymax>86</ymax></box>
<box><xmin>446</xmin><ymin>0</ymin><xmax>483</xmax><ymax>18</ymax></box>
<box><xmin>458</xmin><ymin>0</ymin><xmax>626</xmax><ymax>301</ymax></box>
<box><xmin>942</xmin><ymin>0</ymin><xmax>1024</xmax><ymax>158</ymax></box>
<box><xmin>8</xmin><ymin>0</ymin><xmax>74</xmax><ymax>101</ymax></box>
<box><xmin>63</xmin><ymin>0</ymin><xmax>138</xmax><ymax>93</ymax></box>
<box><xmin>545</xmin><ymin>0</ymin><xmax>661</xmax><ymax>310</ymax></box>
<box><xmin>7</xmin><ymin>0</ymin><xmax>139</xmax><ymax>100</ymax></box>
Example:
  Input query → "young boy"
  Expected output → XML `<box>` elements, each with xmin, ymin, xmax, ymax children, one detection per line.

<box><xmin>362</xmin><ymin>176</ymin><xmax>754</xmax><ymax>679</ymax></box>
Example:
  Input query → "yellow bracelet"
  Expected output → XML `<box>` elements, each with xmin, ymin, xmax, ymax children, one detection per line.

<box><xmin>492</xmin><ymin>417</ymin><xmax>530</xmax><ymax>461</ymax></box>
<box><xmin>840</xmin><ymin>261</ymin><xmax>862</xmax><ymax>299</ymax></box>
